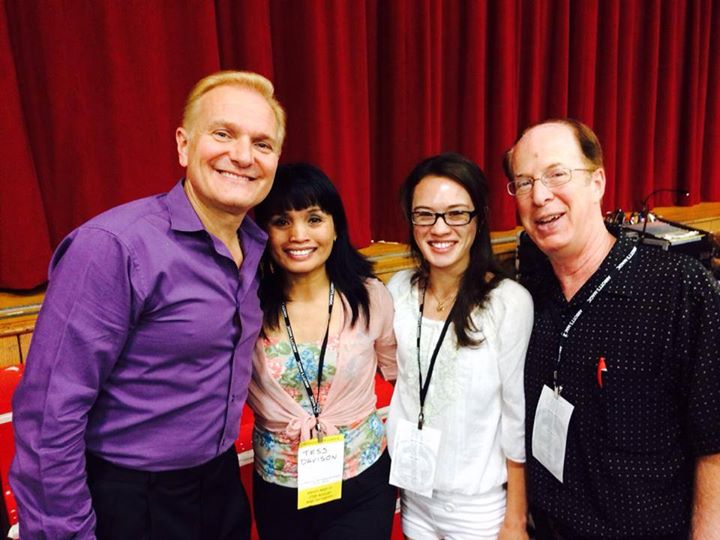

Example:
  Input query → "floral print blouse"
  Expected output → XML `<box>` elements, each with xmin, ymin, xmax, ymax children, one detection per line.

<box><xmin>253</xmin><ymin>335</ymin><xmax>386</xmax><ymax>487</ymax></box>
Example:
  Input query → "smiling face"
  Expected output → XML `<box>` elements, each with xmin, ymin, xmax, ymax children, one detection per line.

<box><xmin>411</xmin><ymin>175</ymin><xmax>477</xmax><ymax>275</ymax></box>
<box><xmin>176</xmin><ymin>84</ymin><xmax>280</xmax><ymax>225</ymax></box>
<box><xmin>511</xmin><ymin>123</ymin><xmax>606</xmax><ymax>261</ymax></box>
<box><xmin>266</xmin><ymin>206</ymin><xmax>336</xmax><ymax>280</ymax></box>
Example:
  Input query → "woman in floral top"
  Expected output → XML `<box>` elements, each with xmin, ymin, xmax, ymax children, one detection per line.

<box><xmin>247</xmin><ymin>163</ymin><xmax>398</xmax><ymax>539</ymax></box>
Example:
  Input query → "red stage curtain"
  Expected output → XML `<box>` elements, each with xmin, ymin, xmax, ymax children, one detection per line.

<box><xmin>0</xmin><ymin>0</ymin><xmax>52</xmax><ymax>289</ymax></box>
<box><xmin>264</xmin><ymin>0</ymin><xmax>375</xmax><ymax>246</ymax></box>
<box><xmin>1</xmin><ymin>0</ymin><xmax>719</xmax><ymax>289</ymax></box>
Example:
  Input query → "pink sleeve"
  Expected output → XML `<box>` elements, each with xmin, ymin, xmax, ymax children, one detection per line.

<box><xmin>368</xmin><ymin>279</ymin><xmax>397</xmax><ymax>381</ymax></box>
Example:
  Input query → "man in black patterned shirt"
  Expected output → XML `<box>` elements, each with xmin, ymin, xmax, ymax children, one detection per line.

<box><xmin>503</xmin><ymin>118</ymin><xmax>720</xmax><ymax>539</ymax></box>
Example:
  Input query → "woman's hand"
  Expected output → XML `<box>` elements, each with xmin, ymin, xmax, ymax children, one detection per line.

<box><xmin>498</xmin><ymin>517</ymin><xmax>529</xmax><ymax>540</ymax></box>
<box><xmin>500</xmin><ymin>459</ymin><xmax>529</xmax><ymax>540</ymax></box>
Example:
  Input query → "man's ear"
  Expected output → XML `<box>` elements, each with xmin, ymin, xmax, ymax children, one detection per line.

<box><xmin>591</xmin><ymin>168</ymin><xmax>606</xmax><ymax>202</ymax></box>
<box><xmin>176</xmin><ymin>127</ymin><xmax>189</xmax><ymax>167</ymax></box>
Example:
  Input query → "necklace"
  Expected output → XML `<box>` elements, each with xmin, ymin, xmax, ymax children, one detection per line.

<box><xmin>429</xmin><ymin>288</ymin><xmax>457</xmax><ymax>312</ymax></box>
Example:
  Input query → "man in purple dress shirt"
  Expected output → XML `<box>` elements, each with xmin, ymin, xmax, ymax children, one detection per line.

<box><xmin>10</xmin><ymin>71</ymin><xmax>286</xmax><ymax>539</ymax></box>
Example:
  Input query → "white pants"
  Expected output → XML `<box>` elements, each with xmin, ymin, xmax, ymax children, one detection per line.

<box><xmin>401</xmin><ymin>486</ymin><xmax>506</xmax><ymax>540</ymax></box>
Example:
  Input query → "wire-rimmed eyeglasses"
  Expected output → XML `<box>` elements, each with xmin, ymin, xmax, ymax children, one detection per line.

<box><xmin>506</xmin><ymin>167</ymin><xmax>595</xmax><ymax>197</ymax></box>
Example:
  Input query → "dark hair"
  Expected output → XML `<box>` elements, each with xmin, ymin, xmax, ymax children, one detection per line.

<box><xmin>254</xmin><ymin>163</ymin><xmax>375</xmax><ymax>331</ymax></box>
<box><xmin>400</xmin><ymin>152</ymin><xmax>506</xmax><ymax>347</ymax></box>
<box><xmin>502</xmin><ymin>117</ymin><xmax>603</xmax><ymax>179</ymax></box>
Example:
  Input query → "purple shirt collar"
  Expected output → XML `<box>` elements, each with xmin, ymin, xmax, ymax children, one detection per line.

<box><xmin>167</xmin><ymin>179</ymin><xmax>267</xmax><ymax>247</ymax></box>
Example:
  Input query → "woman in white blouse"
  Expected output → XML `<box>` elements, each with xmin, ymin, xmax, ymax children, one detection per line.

<box><xmin>386</xmin><ymin>153</ymin><xmax>533</xmax><ymax>540</ymax></box>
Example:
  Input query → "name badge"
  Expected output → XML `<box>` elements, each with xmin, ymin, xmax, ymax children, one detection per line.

<box><xmin>389</xmin><ymin>418</ymin><xmax>441</xmax><ymax>497</ymax></box>
<box><xmin>532</xmin><ymin>384</ymin><xmax>574</xmax><ymax>483</ymax></box>
<box><xmin>297</xmin><ymin>434</ymin><xmax>345</xmax><ymax>509</ymax></box>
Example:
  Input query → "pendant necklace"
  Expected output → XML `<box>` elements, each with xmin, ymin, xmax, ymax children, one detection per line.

<box><xmin>430</xmin><ymin>288</ymin><xmax>457</xmax><ymax>312</ymax></box>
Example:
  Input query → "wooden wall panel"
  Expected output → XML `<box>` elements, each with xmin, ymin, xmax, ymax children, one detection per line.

<box><xmin>18</xmin><ymin>333</ymin><xmax>32</xmax><ymax>362</ymax></box>
<box><xmin>0</xmin><ymin>336</ymin><xmax>20</xmax><ymax>368</ymax></box>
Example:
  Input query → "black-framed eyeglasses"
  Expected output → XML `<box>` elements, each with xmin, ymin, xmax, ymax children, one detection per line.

<box><xmin>506</xmin><ymin>167</ymin><xmax>595</xmax><ymax>197</ymax></box>
<box><xmin>410</xmin><ymin>209</ymin><xmax>478</xmax><ymax>226</ymax></box>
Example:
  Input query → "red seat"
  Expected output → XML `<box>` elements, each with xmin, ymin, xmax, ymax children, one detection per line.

<box><xmin>0</xmin><ymin>365</ymin><xmax>23</xmax><ymax>535</ymax></box>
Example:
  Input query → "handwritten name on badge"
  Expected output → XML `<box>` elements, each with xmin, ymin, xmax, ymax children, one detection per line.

<box><xmin>297</xmin><ymin>434</ymin><xmax>345</xmax><ymax>509</ymax></box>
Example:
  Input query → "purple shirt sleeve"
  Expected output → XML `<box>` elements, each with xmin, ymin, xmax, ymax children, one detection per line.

<box><xmin>11</xmin><ymin>228</ymin><xmax>140</xmax><ymax>539</ymax></box>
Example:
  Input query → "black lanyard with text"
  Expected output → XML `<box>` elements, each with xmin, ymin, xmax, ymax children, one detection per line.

<box><xmin>280</xmin><ymin>282</ymin><xmax>335</xmax><ymax>433</ymax></box>
<box><xmin>416</xmin><ymin>287</ymin><xmax>454</xmax><ymax>430</ymax></box>
<box><xmin>553</xmin><ymin>246</ymin><xmax>637</xmax><ymax>397</ymax></box>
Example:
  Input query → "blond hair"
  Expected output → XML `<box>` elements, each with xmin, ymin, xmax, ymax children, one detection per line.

<box><xmin>182</xmin><ymin>70</ymin><xmax>287</xmax><ymax>149</ymax></box>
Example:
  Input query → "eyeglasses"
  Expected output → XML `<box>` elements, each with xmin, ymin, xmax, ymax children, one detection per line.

<box><xmin>506</xmin><ymin>167</ymin><xmax>595</xmax><ymax>197</ymax></box>
<box><xmin>410</xmin><ymin>209</ymin><xmax>478</xmax><ymax>226</ymax></box>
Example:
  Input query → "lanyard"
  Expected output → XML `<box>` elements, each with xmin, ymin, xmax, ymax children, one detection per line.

<box><xmin>280</xmin><ymin>283</ymin><xmax>335</xmax><ymax>433</ymax></box>
<box><xmin>553</xmin><ymin>246</ymin><xmax>637</xmax><ymax>396</ymax></box>
<box><xmin>416</xmin><ymin>287</ymin><xmax>454</xmax><ymax>430</ymax></box>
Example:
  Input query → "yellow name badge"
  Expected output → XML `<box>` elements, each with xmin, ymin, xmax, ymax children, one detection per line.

<box><xmin>297</xmin><ymin>433</ymin><xmax>345</xmax><ymax>509</ymax></box>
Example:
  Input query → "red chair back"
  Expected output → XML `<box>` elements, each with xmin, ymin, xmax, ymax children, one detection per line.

<box><xmin>0</xmin><ymin>365</ymin><xmax>23</xmax><ymax>530</ymax></box>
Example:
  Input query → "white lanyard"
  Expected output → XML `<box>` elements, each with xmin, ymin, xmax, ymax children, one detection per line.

<box><xmin>552</xmin><ymin>246</ymin><xmax>637</xmax><ymax>396</ymax></box>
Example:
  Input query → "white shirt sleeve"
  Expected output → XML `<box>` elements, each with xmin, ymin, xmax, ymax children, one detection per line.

<box><xmin>494</xmin><ymin>280</ymin><xmax>534</xmax><ymax>463</ymax></box>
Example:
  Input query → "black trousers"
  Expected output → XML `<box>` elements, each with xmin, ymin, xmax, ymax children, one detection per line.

<box><xmin>87</xmin><ymin>447</ymin><xmax>251</xmax><ymax>540</ymax></box>
<box><xmin>253</xmin><ymin>450</ymin><xmax>397</xmax><ymax>540</ymax></box>
<box><xmin>530</xmin><ymin>506</ymin><xmax>689</xmax><ymax>540</ymax></box>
